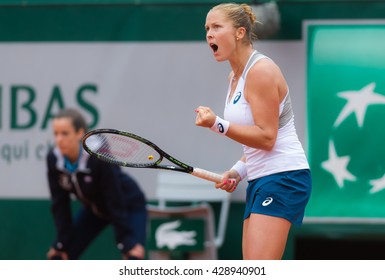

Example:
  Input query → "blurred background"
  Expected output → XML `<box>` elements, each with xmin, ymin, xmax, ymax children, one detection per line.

<box><xmin>1</xmin><ymin>0</ymin><xmax>385</xmax><ymax>260</ymax></box>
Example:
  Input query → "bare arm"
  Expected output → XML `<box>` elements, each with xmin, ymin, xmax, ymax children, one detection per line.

<box><xmin>196</xmin><ymin>59</ymin><xmax>287</xmax><ymax>151</ymax></box>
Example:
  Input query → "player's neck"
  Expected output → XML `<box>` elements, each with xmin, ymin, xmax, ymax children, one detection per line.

<box><xmin>230</xmin><ymin>48</ymin><xmax>255</xmax><ymax>81</ymax></box>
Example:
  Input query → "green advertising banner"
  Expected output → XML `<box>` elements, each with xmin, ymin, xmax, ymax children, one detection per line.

<box><xmin>306</xmin><ymin>21</ymin><xmax>385</xmax><ymax>220</ymax></box>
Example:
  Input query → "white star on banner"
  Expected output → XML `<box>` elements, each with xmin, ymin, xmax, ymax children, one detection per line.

<box><xmin>321</xmin><ymin>140</ymin><xmax>357</xmax><ymax>188</ymax></box>
<box><xmin>369</xmin><ymin>174</ymin><xmax>385</xmax><ymax>194</ymax></box>
<box><xmin>334</xmin><ymin>82</ymin><xmax>385</xmax><ymax>128</ymax></box>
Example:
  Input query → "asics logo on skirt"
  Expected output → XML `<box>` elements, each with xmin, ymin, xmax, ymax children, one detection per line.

<box><xmin>262</xmin><ymin>197</ymin><xmax>273</xmax><ymax>206</ymax></box>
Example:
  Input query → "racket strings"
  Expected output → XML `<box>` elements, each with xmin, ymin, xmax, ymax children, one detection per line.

<box><xmin>85</xmin><ymin>133</ymin><xmax>161</xmax><ymax>166</ymax></box>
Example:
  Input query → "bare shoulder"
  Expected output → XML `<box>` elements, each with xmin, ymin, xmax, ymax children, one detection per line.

<box><xmin>248</xmin><ymin>58</ymin><xmax>283</xmax><ymax>82</ymax></box>
<box><xmin>245</xmin><ymin>57</ymin><xmax>288</xmax><ymax>100</ymax></box>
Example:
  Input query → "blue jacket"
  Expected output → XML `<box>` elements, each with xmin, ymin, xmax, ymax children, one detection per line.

<box><xmin>46</xmin><ymin>146</ymin><xmax>146</xmax><ymax>254</ymax></box>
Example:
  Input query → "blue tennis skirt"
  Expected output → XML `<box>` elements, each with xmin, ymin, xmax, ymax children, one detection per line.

<box><xmin>244</xmin><ymin>169</ymin><xmax>312</xmax><ymax>226</ymax></box>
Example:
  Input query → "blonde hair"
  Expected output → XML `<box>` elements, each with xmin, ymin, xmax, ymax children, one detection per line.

<box><xmin>211</xmin><ymin>3</ymin><xmax>258</xmax><ymax>42</ymax></box>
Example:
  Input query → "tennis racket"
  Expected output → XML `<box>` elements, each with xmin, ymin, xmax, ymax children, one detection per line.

<box><xmin>82</xmin><ymin>128</ymin><xmax>229</xmax><ymax>184</ymax></box>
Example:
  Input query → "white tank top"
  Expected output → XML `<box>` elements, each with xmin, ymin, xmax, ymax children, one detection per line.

<box><xmin>224</xmin><ymin>51</ymin><xmax>309</xmax><ymax>181</ymax></box>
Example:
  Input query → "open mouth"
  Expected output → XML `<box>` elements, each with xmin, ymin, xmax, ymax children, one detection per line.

<box><xmin>210</xmin><ymin>43</ymin><xmax>218</xmax><ymax>53</ymax></box>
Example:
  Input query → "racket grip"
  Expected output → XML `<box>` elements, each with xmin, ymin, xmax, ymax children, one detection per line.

<box><xmin>192</xmin><ymin>168</ymin><xmax>227</xmax><ymax>183</ymax></box>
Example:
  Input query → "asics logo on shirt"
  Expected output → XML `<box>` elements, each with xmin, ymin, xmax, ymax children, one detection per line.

<box><xmin>217</xmin><ymin>123</ymin><xmax>224</xmax><ymax>133</ymax></box>
<box><xmin>233</xmin><ymin>91</ymin><xmax>242</xmax><ymax>104</ymax></box>
<box><xmin>262</xmin><ymin>197</ymin><xmax>273</xmax><ymax>206</ymax></box>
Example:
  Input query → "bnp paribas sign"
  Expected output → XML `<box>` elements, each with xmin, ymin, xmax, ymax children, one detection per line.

<box><xmin>305</xmin><ymin>21</ymin><xmax>385</xmax><ymax>221</ymax></box>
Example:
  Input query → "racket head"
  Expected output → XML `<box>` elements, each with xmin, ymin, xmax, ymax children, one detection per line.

<box><xmin>82</xmin><ymin>128</ymin><xmax>162</xmax><ymax>168</ymax></box>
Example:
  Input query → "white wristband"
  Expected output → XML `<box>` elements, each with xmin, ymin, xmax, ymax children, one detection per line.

<box><xmin>231</xmin><ymin>160</ymin><xmax>247</xmax><ymax>181</ymax></box>
<box><xmin>210</xmin><ymin>116</ymin><xmax>230</xmax><ymax>135</ymax></box>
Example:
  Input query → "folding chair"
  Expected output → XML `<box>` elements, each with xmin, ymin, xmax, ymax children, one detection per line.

<box><xmin>147</xmin><ymin>171</ymin><xmax>231</xmax><ymax>259</ymax></box>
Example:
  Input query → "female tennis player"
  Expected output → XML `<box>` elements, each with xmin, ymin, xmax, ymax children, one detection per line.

<box><xmin>195</xmin><ymin>3</ymin><xmax>312</xmax><ymax>259</ymax></box>
<box><xmin>46</xmin><ymin>108</ymin><xmax>147</xmax><ymax>260</ymax></box>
